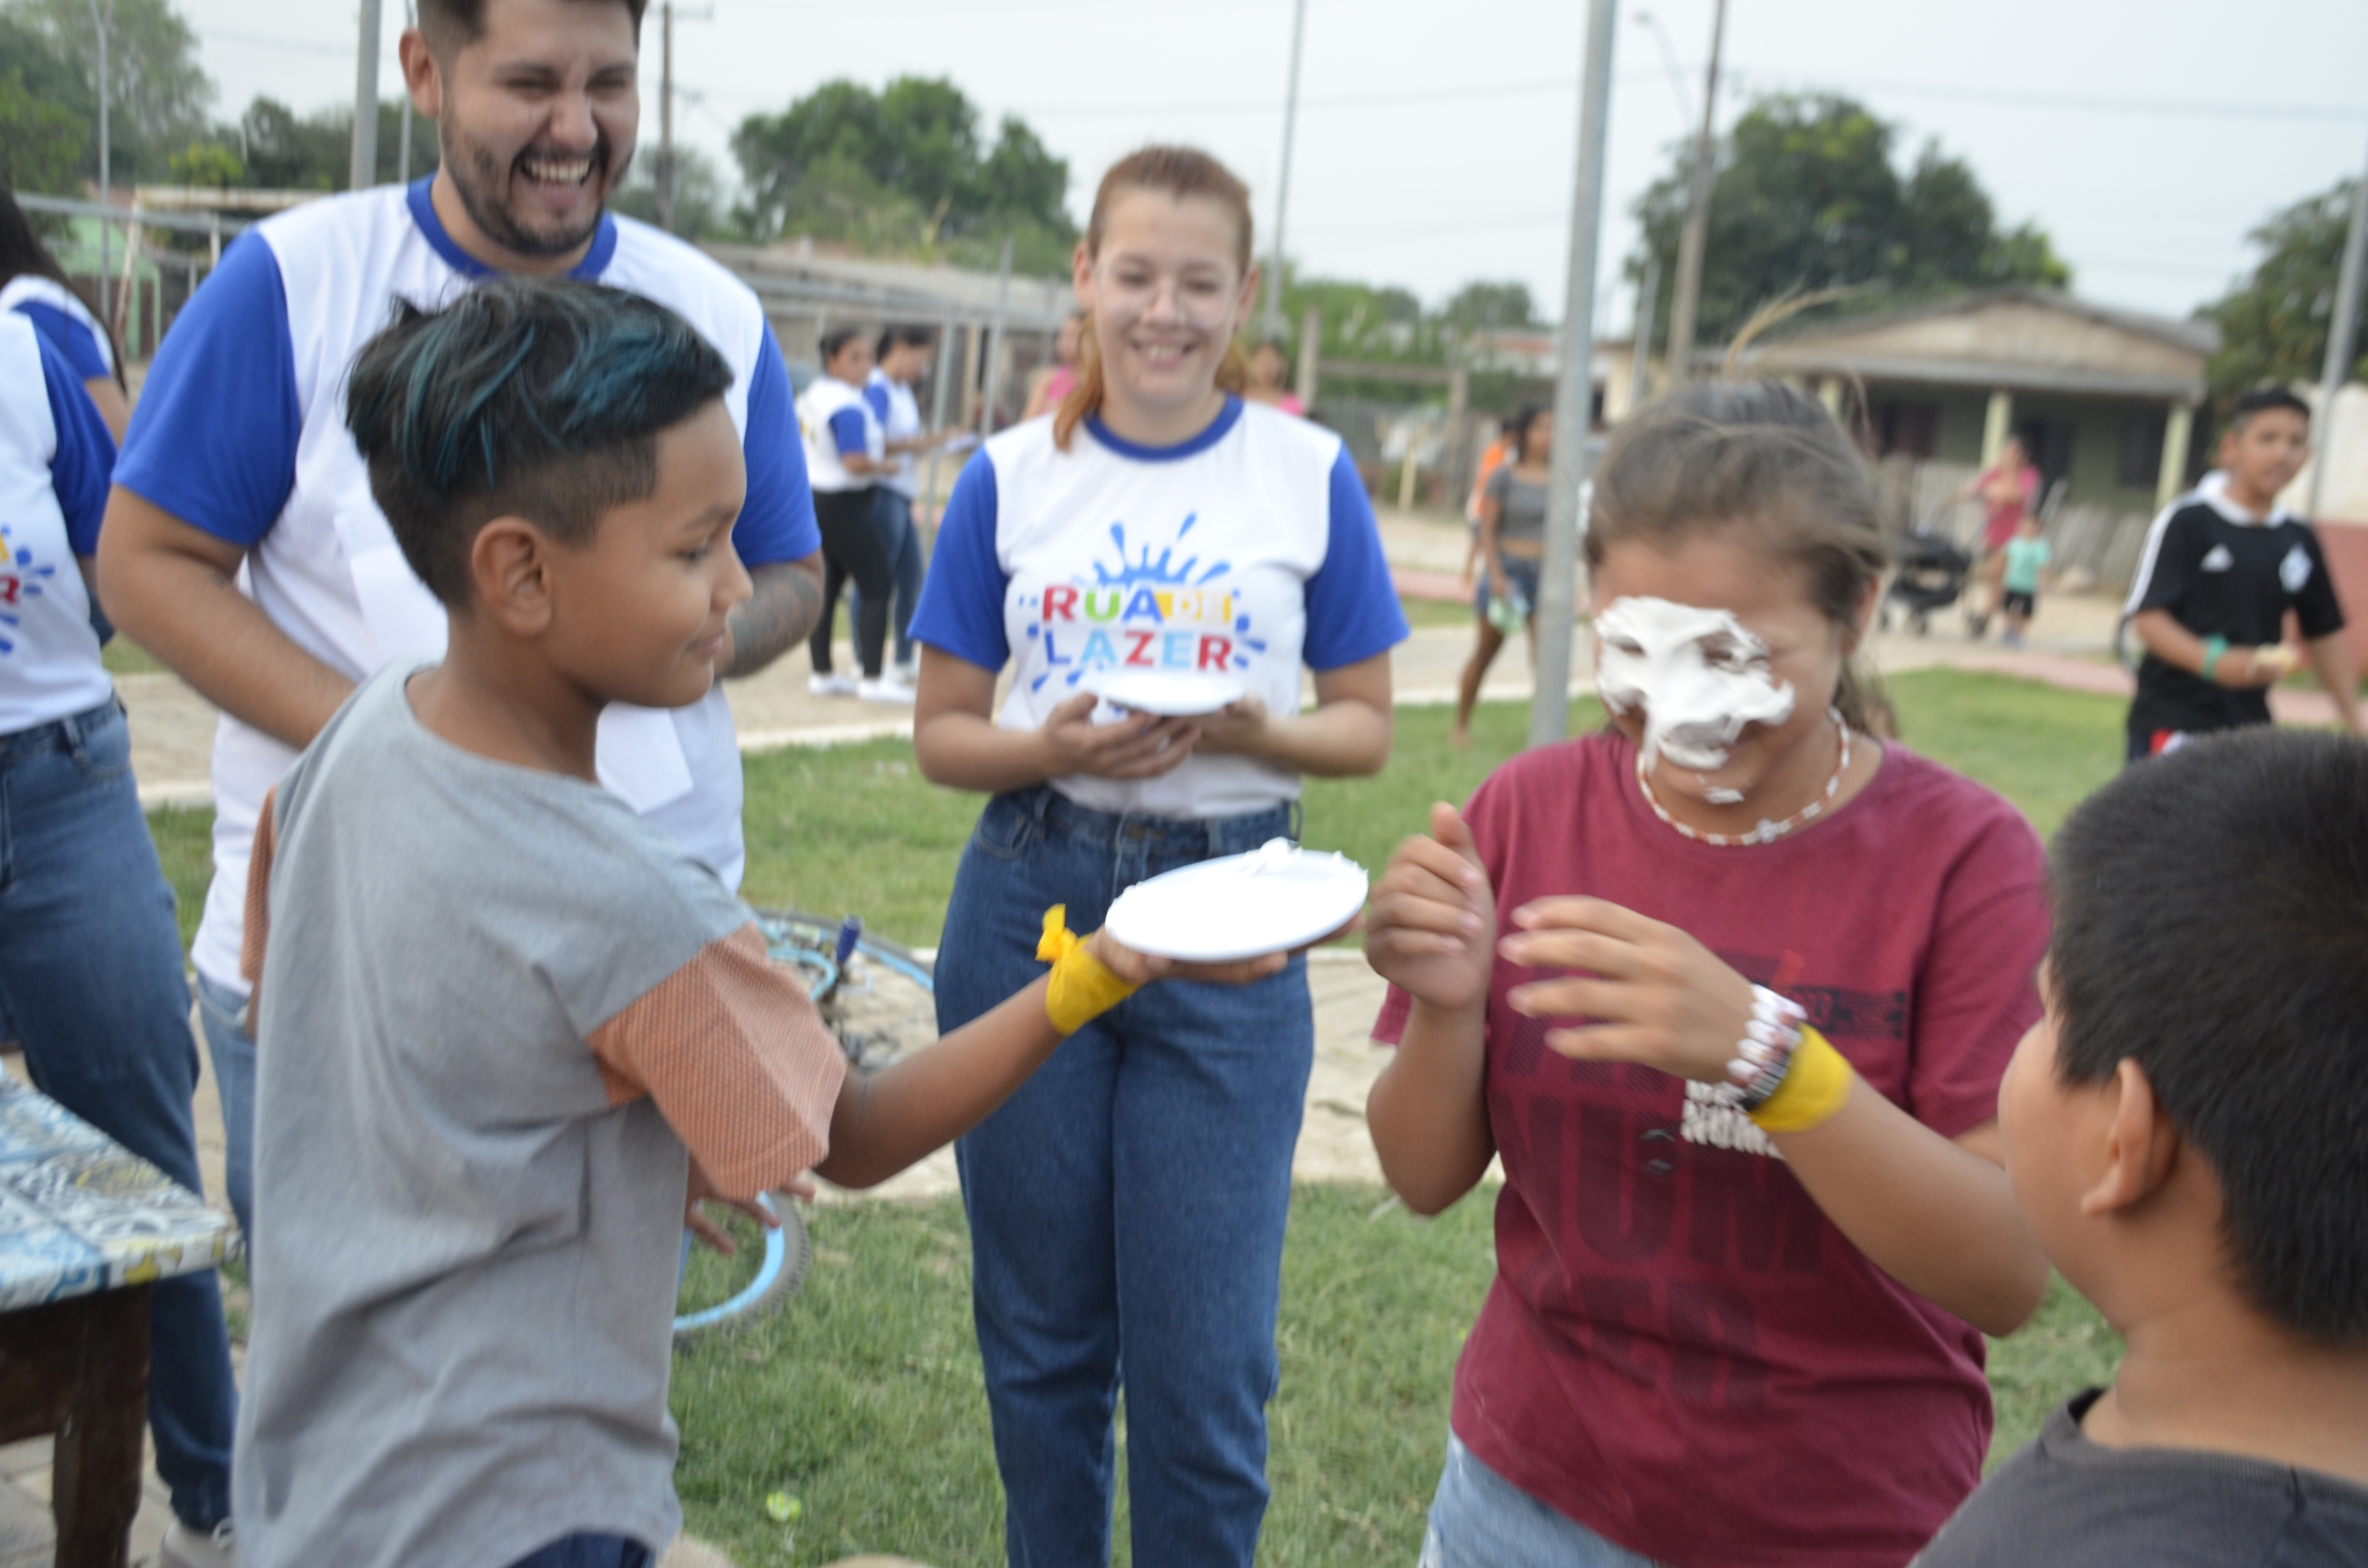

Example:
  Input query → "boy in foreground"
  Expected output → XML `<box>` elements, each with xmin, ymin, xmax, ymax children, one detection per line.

<box><xmin>230</xmin><ymin>280</ymin><xmax>1273</xmax><ymax>1568</ymax></box>
<box><xmin>1915</xmin><ymin>728</ymin><xmax>2368</xmax><ymax>1565</ymax></box>
<box><xmin>2122</xmin><ymin>387</ymin><xmax>2360</xmax><ymax>760</ymax></box>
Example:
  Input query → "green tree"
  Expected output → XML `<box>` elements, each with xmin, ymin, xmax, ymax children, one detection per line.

<box><xmin>221</xmin><ymin>95</ymin><xmax>437</xmax><ymax>192</ymax></box>
<box><xmin>166</xmin><ymin>138</ymin><xmax>242</xmax><ymax>188</ymax></box>
<box><xmin>0</xmin><ymin>65</ymin><xmax>86</xmax><ymax>192</ymax></box>
<box><xmin>731</xmin><ymin>76</ymin><xmax>1073</xmax><ymax>269</ymax></box>
<box><xmin>3</xmin><ymin>0</ymin><xmax>213</xmax><ymax>183</ymax></box>
<box><xmin>1630</xmin><ymin>93</ymin><xmax>2070</xmax><ymax>349</ymax></box>
<box><xmin>1440</xmin><ymin>280</ymin><xmax>1538</xmax><ymax>332</ymax></box>
<box><xmin>610</xmin><ymin>144</ymin><xmax>730</xmax><ymax>240</ymax></box>
<box><xmin>2202</xmin><ymin>178</ymin><xmax>2362</xmax><ymax>421</ymax></box>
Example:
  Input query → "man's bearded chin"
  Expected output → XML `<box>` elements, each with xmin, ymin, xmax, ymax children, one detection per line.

<box><xmin>445</xmin><ymin>129</ymin><xmax>614</xmax><ymax>259</ymax></box>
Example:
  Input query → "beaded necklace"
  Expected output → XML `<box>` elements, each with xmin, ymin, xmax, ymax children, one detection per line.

<box><xmin>1635</xmin><ymin>708</ymin><xmax>1851</xmax><ymax>848</ymax></box>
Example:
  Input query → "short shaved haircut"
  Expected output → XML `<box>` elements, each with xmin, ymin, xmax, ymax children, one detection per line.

<box><xmin>417</xmin><ymin>0</ymin><xmax>647</xmax><ymax>55</ymax></box>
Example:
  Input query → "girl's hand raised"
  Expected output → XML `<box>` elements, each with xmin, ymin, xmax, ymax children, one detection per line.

<box><xmin>1497</xmin><ymin>899</ymin><xmax>1756</xmax><ymax>1083</ymax></box>
<box><xmin>1038</xmin><ymin>691</ymin><xmax>1201</xmax><ymax>779</ymax></box>
<box><xmin>1366</xmin><ymin>802</ymin><xmax>1497</xmax><ymax>1016</ymax></box>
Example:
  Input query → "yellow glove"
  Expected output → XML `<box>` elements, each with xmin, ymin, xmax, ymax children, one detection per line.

<box><xmin>1039</xmin><ymin>906</ymin><xmax>1140</xmax><ymax>1035</ymax></box>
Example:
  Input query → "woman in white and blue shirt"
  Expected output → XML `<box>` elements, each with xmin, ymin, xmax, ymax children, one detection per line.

<box><xmin>801</xmin><ymin>327</ymin><xmax>902</xmax><ymax>699</ymax></box>
<box><xmin>0</xmin><ymin>309</ymin><xmax>239</xmax><ymax>1548</ymax></box>
<box><xmin>910</xmin><ymin>146</ymin><xmax>1406</xmax><ymax>1568</ymax></box>
<box><xmin>1</xmin><ymin>188</ymin><xmax>130</xmax><ymax>440</ymax></box>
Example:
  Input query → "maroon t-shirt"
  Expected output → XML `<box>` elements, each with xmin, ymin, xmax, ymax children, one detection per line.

<box><xmin>1373</xmin><ymin>732</ymin><xmax>2048</xmax><ymax>1568</ymax></box>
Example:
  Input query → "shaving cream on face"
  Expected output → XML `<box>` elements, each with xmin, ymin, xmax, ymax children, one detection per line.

<box><xmin>1593</xmin><ymin>597</ymin><xmax>1796</xmax><ymax>772</ymax></box>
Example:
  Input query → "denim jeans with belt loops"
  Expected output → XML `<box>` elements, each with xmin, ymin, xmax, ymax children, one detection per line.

<box><xmin>0</xmin><ymin>698</ymin><xmax>238</xmax><ymax>1531</ymax></box>
<box><xmin>937</xmin><ymin>785</ymin><xmax>1314</xmax><ymax>1568</ymax></box>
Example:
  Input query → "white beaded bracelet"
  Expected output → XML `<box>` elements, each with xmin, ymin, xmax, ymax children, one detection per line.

<box><xmin>1726</xmin><ymin>987</ymin><xmax>1807</xmax><ymax>1110</ymax></box>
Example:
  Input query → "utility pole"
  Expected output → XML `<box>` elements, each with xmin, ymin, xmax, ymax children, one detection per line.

<box><xmin>1627</xmin><ymin>252</ymin><xmax>1660</xmax><ymax>410</ymax></box>
<box><xmin>1661</xmin><ymin>0</ymin><xmax>1726</xmax><ymax>387</ymax></box>
<box><xmin>1262</xmin><ymin>0</ymin><xmax>1307</xmax><ymax>341</ymax></box>
<box><xmin>86</xmin><ymin>0</ymin><xmax>112</xmax><ymax>328</ymax></box>
<box><xmin>351</xmin><ymin>0</ymin><xmax>383</xmax><ymax>190</ymax></box>
<box><xmin>2309</xmin><ymin>137</ymin><xmax>2368</xmax><ymax>518</ymax></box>
<box><xmin>398</xmin><ymin>0</ymin><xmax>416</xmax><ymax>184</ymax></box>
<box><xmin>655</xmin><ymin>1</ymin><xmax>676</xmax><ymax>231</ymax></box>
<box><xmin>1530</xmin><ymin>0</ymin><xmax>1619</xmax><ymax>749</ymax></box>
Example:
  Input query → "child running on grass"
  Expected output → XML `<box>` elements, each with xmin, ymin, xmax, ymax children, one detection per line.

<box><xmin>230</xmin><ymin>280</ymin><xmax>1276</xmax><ymax>1568</ymax></box>
<box><xmin>1366</xmin><ymin>380</ymin><xmax>2055</xmax><ymax>1568</ymax></box>
<box><xmin>1917</xmin><ymin>728</ymin><xmax>2368</xmax><ymax>1565</ymax></box>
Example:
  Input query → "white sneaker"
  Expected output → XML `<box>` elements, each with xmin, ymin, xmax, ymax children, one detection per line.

<box><xmin>894</xmin><ymin>657</ymin><xmax>920</xmax><ymax>684</ymax></box>
<box><xmin>857</xmin><ymin>675</ymin><xmax>916</xmax><ymax>705</ymax></box>
<box><xmin>161</xmin><ymin>1518</ymin><xmax>239</xmax><ymax>1568</ymax></box>
<box><xmin>808</xmin><ymin>673</ymin><xmax>857</xmax><ymax>697</ymax></box>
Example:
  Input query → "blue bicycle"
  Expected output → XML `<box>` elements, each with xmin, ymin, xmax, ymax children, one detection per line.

<box><xmin>673</xmin><ymin>910</ymin><xmax>935</xmax><ymax>1341</ymax></box>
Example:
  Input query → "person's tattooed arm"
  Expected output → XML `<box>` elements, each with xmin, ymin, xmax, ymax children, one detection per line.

<box><xmin>721</xmin><ymin>554</ymin><xmax>826</xmax><ymax>679</ymax></box>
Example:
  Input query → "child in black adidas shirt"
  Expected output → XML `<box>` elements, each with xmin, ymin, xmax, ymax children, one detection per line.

<box><xmin>2122</xmin><ymin>387</ymin><xmax>2359</xmax><ymax>761</ymax></box>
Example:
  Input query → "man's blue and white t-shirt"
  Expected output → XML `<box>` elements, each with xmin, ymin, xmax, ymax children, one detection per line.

<box><xmin>112</xmin><ymin>179</ymin><xmax>820</xmax><ymax>995</ymax></box>
<box><xmin>909</xmin><ymin>398</ymin><xmax>1407</xmax><ymax>819</ymax></box>
<box><xmin>0</xmin><ymin>313</ymin><xmax>116</xmax><ymax>735</ymax></box>
<box><xmin>799</xmin><ymin>375</ymin><xmax>881</xmax><ymax>494</ymax></box>
<box><xmin>863</xmin><ymin>367</ymin><xmax>924</xmax><ymax>500</ymax></box>
<box><xmin>1</xmin><ymin>276</ymin><xmax>114</xmax><ymax>381</ymax></box>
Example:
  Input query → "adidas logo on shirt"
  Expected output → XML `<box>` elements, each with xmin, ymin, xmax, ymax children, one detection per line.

<box><xmin>2200</xmin><ymin>544</ymin><xmax>2234</xmax><ymax>572</ymax></box>
<box><xmin>2282</xmin><ymin>544</ymin><xmax>2313</xmax><ymax>594</ymax></box>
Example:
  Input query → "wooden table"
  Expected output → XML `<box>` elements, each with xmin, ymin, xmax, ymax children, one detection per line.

<box><xmin>0</xmin><ymin>1075</ymin><xmax>238</xmax><ymax>1568</ymax></box>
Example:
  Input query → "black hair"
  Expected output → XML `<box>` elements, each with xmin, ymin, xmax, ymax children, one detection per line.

<box><xmin>0</xmin><ymin>187</ymin><xmax>124</xmax><ymax>389</ymax></box>
<box><xmin>1511</xmin><ymin>402</ymin><xmax>1551</xmax><ymax>460</ymax></box>
<box><xmin>344</xmin><ymin>278</ymin><xmax>732</xmax><ymax>607</ymax></box>
<box><xmin>817</xmin><ymin>326</ymin><xmax>868</xmax><ymax>367</ymax></box>
<box><xmin>2228</xmin><ymin>385</ymin><xmax>2312</xmax><ymax>434</ymax></box>
<box><xmin>2048</xmin><ymin>728</ymin><xmax>2368</xmax><ymax>1344</ymax></box>
<box><xmin>419</xmin><ymin>0</ymin><xmax>646</xmax><ymax>50</ymax></box>
<box><xmin>874</xmin><ymin>323</ymin><xmax>935</xmax><ymax>360</ymax></box>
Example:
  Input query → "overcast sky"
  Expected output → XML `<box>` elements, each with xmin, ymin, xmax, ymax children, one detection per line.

<box><xmin>175</xmin><ymin>0</ymin><xmax>2368</xmax><ymax>331</ymax></box>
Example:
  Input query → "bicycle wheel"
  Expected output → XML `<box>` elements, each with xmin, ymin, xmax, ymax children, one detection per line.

<box><xmin>753</xmin><ymin>909</ymin><xmax>937</xmax><ymax>1069</ymax></box>
<box><xmin>674</xmin><ymin>1190</ymin><xmax>812</xmax><ymax>1343</ymax></box>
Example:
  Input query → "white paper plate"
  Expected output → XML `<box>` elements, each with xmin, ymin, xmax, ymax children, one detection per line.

<box><xmin>1104</xmin><ymin>839</ymin><xmax>1368</xmax><ymax>961</ymax></box>
<box><xmin>1086</xmin><ymin>667</ymin><xmax>1248</xmax><ymax>718</ymax></box>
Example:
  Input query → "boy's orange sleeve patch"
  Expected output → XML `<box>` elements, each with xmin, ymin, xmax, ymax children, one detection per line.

<box><xmin>587</xmin><ymin>922</ymin><xmax>847</xmax><ymax>1200</ymax></box>
<box><xmin>239</xmin><ymin>788</ymin><xmax>278</xmax><ymax>1025</ymax></box>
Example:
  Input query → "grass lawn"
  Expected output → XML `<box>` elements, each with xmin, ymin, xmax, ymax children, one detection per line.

<box><xmin>151</xmin><ymin>667</ymin><xmax>2130</xmax><ymax>1565</ymax></box>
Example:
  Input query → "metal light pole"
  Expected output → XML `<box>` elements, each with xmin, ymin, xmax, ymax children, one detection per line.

<box><xmin>86</xmin><ymin>0</ymin><xmax>111</xmax><ymax>327</ymax></box>
<box><xmin>1662</xmin><ymin>0</ymin><xmax>1727</xmax><ymax>386</ymax></box>
<box><xmin>397</xmin><ymin>0</ymin><xmax>416</xmax><ymax>184</ymax></box>
<box><xmin>2309</xmin><ymin>138</ymin><xmax>2368</xmax><ymax>518</ymax></box>
<box><xmin>1262</xmin><ymin>0</ymin><xmax>1307</xmax><ymax>341</ymax></box>
<box><xmin>351</xmin><ymin>0</ymin><xmax>383</xmax><ymax>189</ymax></box>
<box><xmin>655</xmin><ymin>1</ymin><xmax>676</xmax><ymax>231</ymax></box>
<box><xmin>1530</xmin><ymin>0</ymin><xmax>1619</xmax><ymax>749</ymax></box>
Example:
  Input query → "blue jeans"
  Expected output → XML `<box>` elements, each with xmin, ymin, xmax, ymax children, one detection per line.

<box><xmin>0</xmin><ymin>699</ymin><xmax>237</xmax><ymax>1531</ymax></box>
<box><xmin>1473</xmin><ymin>551</ymin><xmax>1542</xmax><ymax>622</ymax></box>
<box><xmin>1420</xmin><ymin>1435</ymin><xmax>1665</xmax><ymax>1568</ymax></box>
<box><xmin>505</xmin><ymin>1535</ymin><xmax>653</xmax><ymax>1568</ymax></box>
<box><xmin>850</xmin><ymin>487</ymin><xmax>926</xmax><ymax>668</ymax></box>
<box><xmin>938</xmin><ymin>786</ymin><xmax>1314</xmax><ymax>1568</ymax></box>
<box><xmin>194</xmin><ymin>972</ymin><xmax>255</xmax><ymax>1243</ymax></box>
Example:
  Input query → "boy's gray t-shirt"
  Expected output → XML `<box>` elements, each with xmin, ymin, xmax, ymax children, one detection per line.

<box><xmin>232</xmin><ymin>666</ymin><xmax>844</xmax><ymax>1568</ymax></box>
<box><xmin>1914</xmin><ymin>1391</ymin><xmax>2368</xmax><ymax>1566</ymax></box>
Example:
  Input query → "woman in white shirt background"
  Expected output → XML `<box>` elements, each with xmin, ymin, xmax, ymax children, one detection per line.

<box><xmin>801</xmin><ymin>327</ymin><xmax>907</xmax><ymax>702</ymax></box>
<box><xmin>907</xmin><ymin>146</ymin><xmax>1408</xmax><ymax>1568</ymax></box>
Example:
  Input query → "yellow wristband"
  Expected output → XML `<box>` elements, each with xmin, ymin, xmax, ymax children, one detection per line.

<box><xmin>1038</xmin><ymin>905</ymin><xmax>1140</xmax><ymax>1036</ymax></box>
<box><xmin>1746</xmin><ymin>1026</ymin><xmax>1854</xmax><ymax>1134</ymax></box>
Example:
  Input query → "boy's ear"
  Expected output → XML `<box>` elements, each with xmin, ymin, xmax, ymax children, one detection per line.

<box><xmin>469</xmin><ymin>516</ymin><xmax>557</xmax><ymax>635</ymax></box>
<box><xmin>2078</xmin><ymin>1057</ymin><xmax>2182</xmax><ymax>1217</ymax></box>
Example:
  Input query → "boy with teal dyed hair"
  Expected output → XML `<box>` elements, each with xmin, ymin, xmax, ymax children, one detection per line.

<box><xmin>231</xmin><ymin>278</ymin><xmax>1274</xmax><ymax>1568</ymax></box>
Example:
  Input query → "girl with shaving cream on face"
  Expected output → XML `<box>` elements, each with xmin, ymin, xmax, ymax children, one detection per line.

<box><xmin>1366</xmin><ymin>381</ymin><xmax>2053</xmax><ymax>1568</ymax></box>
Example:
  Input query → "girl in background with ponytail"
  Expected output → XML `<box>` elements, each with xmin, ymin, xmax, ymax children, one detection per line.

<box><xmin>1367</xmin><ymin>381</ymin><xmax>2054</xmax><ymax>1568</ymax></box>
<box><xmin>908</xmin><ymin>146</ymin><xmax>1407</xmax><ymax>1568</ymax></box>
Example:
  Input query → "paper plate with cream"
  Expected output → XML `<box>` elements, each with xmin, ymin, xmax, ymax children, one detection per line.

<box><xmin>1086</xmin><ymin>667</ymin><xmax>1248</xmax><ymax>718</ymax></box>
<box><xmin>1104</xmin><ymin>839</ymin><xmax>1368</xmax><ymax>961</ymax></box>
